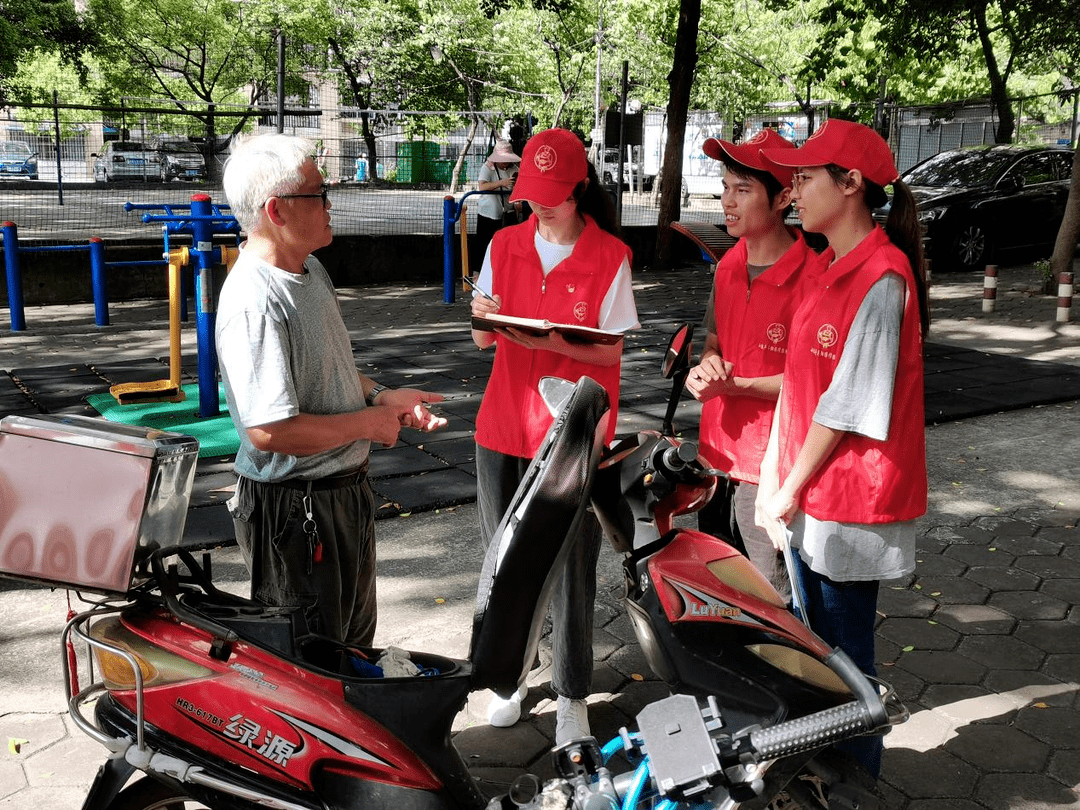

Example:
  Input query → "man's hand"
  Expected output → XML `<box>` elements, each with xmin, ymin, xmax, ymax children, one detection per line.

<box><xmin>378</xmin><ymin>387</ymin><xmax>448</xmax><ymax>433</ymax></box>
<box><xmin>362</xmin><ymin>405</ymin><xmax>409</xmax><ymax>448</ymax></box>
<box><xmin>686</xmin><ymin>355</ymin><xmax>737</xmax><ymax>401</ymax></box>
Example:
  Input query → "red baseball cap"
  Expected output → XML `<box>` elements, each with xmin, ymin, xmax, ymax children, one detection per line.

<box><xmin>703</xmin><ymin>128</ymin><xmax>797</xmax><ymax>186</ymax></box>
<box><xmin>760</xmin><ymin>119</ymin><xmax>899</xmax><ymax>187</ymax></box>
<box><xmin>509</xmin><ymin>128</ymin><xmax>588</xmax><ymax>208</ymax></box>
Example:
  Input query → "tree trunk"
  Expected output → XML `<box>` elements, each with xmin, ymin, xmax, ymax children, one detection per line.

<box><xmin>450</xmin><ymin>116</ymin><xmax>478</xmax><ymax>196</ymax></box>
<box><xmin>1050</xmin><ymin>143</ymin><xmax>1080</xmax><ymax>279</ymax></box>
<box><xmin>361</xmin><ymin>111</ymin><xmax>378</xmax><ymax>182</ymax></box>
<box><xmin>653</xmin><ymin>0</ymin><xmax>701</xmax><ymax>270</ymax></box>
<box><xmin>972</xmin><ymin>2</ymin><xmax>1015</xmax><ymax>143</ymax></box>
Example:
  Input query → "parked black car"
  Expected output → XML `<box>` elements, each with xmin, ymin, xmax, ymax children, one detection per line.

<box><xmin>879</xmin><ymin>145</ymin><xmax>1074</xmax><ymax>271</ymax></box>
<box><xmin>157</xmin><ymin>141</ymin><xmax>208</xmax><ymax>181</ymax></box>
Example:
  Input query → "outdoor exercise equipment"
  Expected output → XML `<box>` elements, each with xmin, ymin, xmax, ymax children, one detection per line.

<box><xmin>2</xmin><ymin>224</ymin><xmax>169</xmax><ymax>331</ymax></box>
<box><xmin>108</xmin><ymin>247</ymin><xmax>188</xmax><ymax>405</ymax></box>
<box><xmin>125</xmin><ymin>194</ymin><xmax>240</xmax><ymax>417</ymax></box>
<box><xmin>442</xmin><ymin>190</ymin><xmax>503</xmax><ymax>304</ymax></box>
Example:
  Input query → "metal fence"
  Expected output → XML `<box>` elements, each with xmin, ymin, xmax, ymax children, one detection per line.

<box><xmin>0</xmin><ymin>98</ymin><xmax>713</xmax><ymax>243</ymax></box>
<box><xmin>892</xmin><ymin>91</ymin><xmax>1080</xmax><ymax>172</ymax></box>
<box><xmin>1</xmin><ymin>90</ymin><xmax>1075</xmax><ymax>243</ymax></box>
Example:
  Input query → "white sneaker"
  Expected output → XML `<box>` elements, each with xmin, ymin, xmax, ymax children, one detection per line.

<box><xmin>555</xmin><ymin>696</ymin><xmax>590</xmax><ymax>744</ymax></box>
<box><xmin>487</xmin><ymin>685</ymin><xmax>527</xmax><ymax>728</ymax></box>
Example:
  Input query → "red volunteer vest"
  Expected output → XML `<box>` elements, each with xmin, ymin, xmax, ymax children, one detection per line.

<box><xmin>778</xmin><ymin>226</ymin><xmax>927</xmax><ymax>523</ymax></box>
<box><xmin>699</xmin><ymin>232</ymin><xmax>813</xmax><ymax>483</ymax></box>
<box><xmin>475</xmin><ymin>214</ymin><xmax>629</xmax><ymax>458</ymax></box>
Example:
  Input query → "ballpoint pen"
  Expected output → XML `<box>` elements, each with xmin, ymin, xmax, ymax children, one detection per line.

<box><xmin>462</xmin><ymin>275</ymin><xmax>497</xmax><ymax>303</ymax></box>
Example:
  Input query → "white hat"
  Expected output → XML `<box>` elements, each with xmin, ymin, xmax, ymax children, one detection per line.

<box><xmin>486</xmin><ymin>140</ymin><xmax>521</xmax><ymax>168</ymax></box>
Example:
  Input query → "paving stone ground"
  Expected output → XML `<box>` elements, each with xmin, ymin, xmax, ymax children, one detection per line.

<box><xmin>1</xmin><ymin>259</ymin><xmax>1079</xmax><ymax>809</ymax></box>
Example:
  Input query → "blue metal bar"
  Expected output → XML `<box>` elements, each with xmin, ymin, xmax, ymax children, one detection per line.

<box><xmin>18</xmin><ymin>243</ymin><xmax>90</xmax><ymax>253</ymax></box>
<box><xmin>189</xmin><ymin>194</ymin><xmax>221</xmax><ymax>417</ymax></box>
<box><xmin>89</xmin><ymin>237</ymin><xmax>109</xmax><ymax>327</ymax></box>
<box><xmin>442</xmin><ymin>195</ymin><xmax>457</xmax><ymax>304</ymax></box>
<box><xmin>2</xmin><ymin>221</ymin><xmax>26</xmax><ymax>331</ymax></box>
<box><xmin>125</xmin><ymin>201</ymin><xmax>232</xmax><ymax>214</ymax></box>
<box><xmin>442</xmin><ymin>190</ymin><xmax>506</xmax><ymax>304</ymax></box>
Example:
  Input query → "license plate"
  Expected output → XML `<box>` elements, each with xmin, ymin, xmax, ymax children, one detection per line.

<box><xmin>129</xmin><ymin>158</ymin><xmax>145</xmax><ymax>165</ymax></box>
<box><xmin>185</xmin><ymin>169</ymin><xmax>200</xmax><ymax>176</ymax></box>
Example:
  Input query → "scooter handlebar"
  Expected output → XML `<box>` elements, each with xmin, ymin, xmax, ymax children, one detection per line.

<box><xmin>744</xmin><ymin>699</ymin><xmax>877</xmax><ymax>760</ymax></box>
<box><xmin>661</xmin><ymin>440</ymin><xmax>699</xmax><ymax>472</ymax></box>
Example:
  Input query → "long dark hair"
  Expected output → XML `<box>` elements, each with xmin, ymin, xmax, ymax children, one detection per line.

<box><xmin>572</xmin><ymin>163</ymin><xmax>621</xmax><ymax>237</ymax></box>
<box><xmin>825</xmin><ymin>164</ymin><xmax>930</xmax><ymax>335</ymax></box>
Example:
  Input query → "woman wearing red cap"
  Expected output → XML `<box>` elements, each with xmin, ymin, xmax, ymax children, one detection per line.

<box><xmin>469</xmin><ymin>128</ymin><xmax>639</xmax><ymax>744</ymax></box>
<box><xmin>756</xmin><ymin>119</ymin><xmax>929</xmax><ymax>778</ymax></box>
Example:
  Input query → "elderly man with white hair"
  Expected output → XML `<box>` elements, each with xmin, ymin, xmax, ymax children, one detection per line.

<box><xmin>217</xmin><ymin>133</ymin><xmax>446</xmax><ymax>647</ymax></box>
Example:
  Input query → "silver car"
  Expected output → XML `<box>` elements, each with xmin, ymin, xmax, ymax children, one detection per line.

<box><xmin>92</xmin><ymin>141</ymin><xmax>159</xmax><ymax>182</ymax></box>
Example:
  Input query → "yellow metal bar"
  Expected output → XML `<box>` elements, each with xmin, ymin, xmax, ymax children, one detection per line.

<box><xmin>460</xmin><ymin>204</ymin><xmax>470</xmax><ymax>291</ymax></box>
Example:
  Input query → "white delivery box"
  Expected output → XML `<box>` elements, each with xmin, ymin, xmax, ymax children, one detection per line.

<box><xmin>0</xmin><ymin>414</ymin><xmax>198</xmax><ymax>595</ymax></box>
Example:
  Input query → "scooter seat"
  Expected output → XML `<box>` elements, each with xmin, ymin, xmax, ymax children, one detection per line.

<box><xmin>469</xmin><ymin>376</ymin><xmax>610</xmax><ymax>695</ymax></box>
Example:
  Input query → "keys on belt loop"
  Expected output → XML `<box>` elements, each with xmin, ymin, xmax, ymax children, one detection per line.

<box><xmin>302</xmin><ymin>484</ymin><xmax>323</xmax><ymax>572</ymax></box>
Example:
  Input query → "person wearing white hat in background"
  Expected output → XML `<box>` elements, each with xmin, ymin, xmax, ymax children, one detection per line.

<box><xmin>474</xmin><ymin>140</ymin><xmax>522</xmax><ymax>266</ymax></box>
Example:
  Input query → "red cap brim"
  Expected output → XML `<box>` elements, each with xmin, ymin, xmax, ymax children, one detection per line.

<box><xmin>509</xmin><ymin>175</ymin><xmax>576</xmax><ymax>208</ymax></box>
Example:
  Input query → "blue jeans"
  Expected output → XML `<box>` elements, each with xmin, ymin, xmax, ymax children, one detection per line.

<box><xmin>791</xmin><ymin>552</ymin><xmax>882</xmax><ymax>778</ymax></box>
<box><xmin>475</xmin><ymin>444</ymin><xmax>600</xmax><ymax>699</ymax></box>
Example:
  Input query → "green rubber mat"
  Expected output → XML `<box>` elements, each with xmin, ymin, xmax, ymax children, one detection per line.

<box><xmin>87</xmin><ymin>383</ymin><xmax>239</xmax><ymax>459</ymax></box>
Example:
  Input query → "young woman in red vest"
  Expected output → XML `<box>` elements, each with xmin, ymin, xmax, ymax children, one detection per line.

<box><xmin>469</xmin><ymin>128</ymin><xmax>639</xmax><ymax>744</ymax></box>
<box><xmin>756</xmin><ymin>119</ymin><xmax>930</xmax><ymax>778</ymax></box>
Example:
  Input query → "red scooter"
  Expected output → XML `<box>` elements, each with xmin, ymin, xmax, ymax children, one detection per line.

<box><xmin>0</xmin><ymin>326</ymin><xmax>904</xmax><ymax>810</ymax></box>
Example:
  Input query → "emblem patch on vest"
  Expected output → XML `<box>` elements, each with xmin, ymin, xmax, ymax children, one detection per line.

<box><xmin>817</xmin><ymin>323</ymin><xmax>838</xmax><ymax>349</ymax></box>
<box><xmin>573</xmin><ymin>302</ymin><xmax>588</xmax><ymax>322</ymax></box>
<box><xmin>766</xmin><ymin>323</ymin><xmax>786</xmax><ymax>344</ymax></box>
<box><xmin>534</xmin><ymin>145</ymin><xmax>557</xmax><ymax>173</ymax></box>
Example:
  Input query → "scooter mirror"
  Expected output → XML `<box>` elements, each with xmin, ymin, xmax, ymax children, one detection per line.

<box><xmin>661</xmin><ymin>324</ymin><xmax>694</xmax><ymax>436</ymax></box>
<box><xmin>539</xmin><ymin>376</ymin><xmax>577</xmax><ymax>418</ymax></box>
<box><xmin>661</xmin><ymin>324</ymin><xmax>694</xmax><ymax>379</ymax></box>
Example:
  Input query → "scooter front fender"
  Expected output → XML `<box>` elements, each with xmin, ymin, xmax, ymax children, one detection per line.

<box><xmin>81</xmin><ymin>756</ymin><xmax>137</xmax><ymax>810</ymax></box>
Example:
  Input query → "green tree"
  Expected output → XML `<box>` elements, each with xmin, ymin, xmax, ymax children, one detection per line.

<box><xmin>0</xmin><ymin>0</ymin><xmax>93</xmax><ymax>104</ymax></box>
<box><xmin>801</xmin><ymin>0</ymin><xmax>1080</xmax><ymax>142</ymax></box>
<box><xmin>85</xmin><ymin>0</ymin><xmax>322</xmax><ymax>174</ymax></box>
<box><xmin>5</xmin><ymin>50</ymin><xmax>106</xmax><ymax>137</ymax></box>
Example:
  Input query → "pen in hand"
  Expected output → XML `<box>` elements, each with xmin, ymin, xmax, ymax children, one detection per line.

<box><xmin>463</xmin><ymin>276</ymin><xmax>497</xmax><ymax>303</ymax></box>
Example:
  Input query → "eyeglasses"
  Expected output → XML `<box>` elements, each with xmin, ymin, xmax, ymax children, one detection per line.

<box><xmin>276</xmin><ymin>184</ymin><xmax>330</xmax><ymax>206</ymax></box>
<box><xmin>790</xmin><ymin>172</ymin><xmax>811</xmax><ymax>191</ymax></box>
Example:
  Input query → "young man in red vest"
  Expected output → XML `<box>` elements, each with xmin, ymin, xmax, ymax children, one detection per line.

<box><xmin>685</xmin><ymin>128</ymin><xmax>812</xmax><ymax>603</ymax></box>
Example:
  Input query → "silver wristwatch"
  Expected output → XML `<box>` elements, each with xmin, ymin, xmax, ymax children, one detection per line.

<box><xmin>366</xmin><ymin>384</ymin><xmax>389</xmax><ymax>406</ymax></box>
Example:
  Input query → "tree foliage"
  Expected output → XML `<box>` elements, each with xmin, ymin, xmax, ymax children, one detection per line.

<box><xmin>0</xmin><ymin>0</ymin><xmax>93</xmax><ymax>104</ymax></box>
<box><xmin>799</xmin><ymin>0</ymin><xmax>1080</xmax><ymax>141</ymax></box>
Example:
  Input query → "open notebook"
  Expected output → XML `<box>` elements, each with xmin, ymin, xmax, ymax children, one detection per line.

<box><xmin>471</xmin><ymin>313</ymin><xmax>624</xmax><ymax>345</ymax></box>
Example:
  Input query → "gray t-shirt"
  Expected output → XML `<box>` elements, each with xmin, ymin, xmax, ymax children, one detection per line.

<box><xmin>215</xmin><ymin>250</ymin><xmax>369</xmax><ymax>482</ymax></box>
